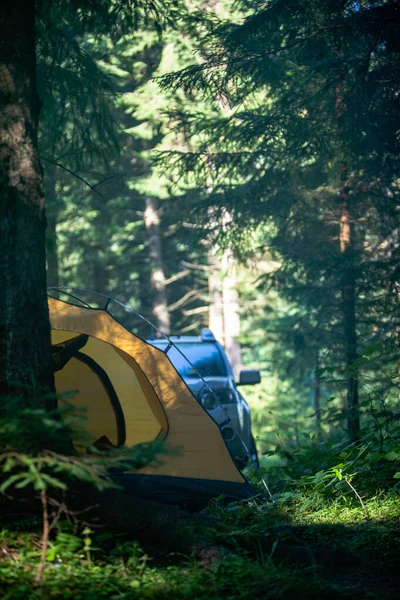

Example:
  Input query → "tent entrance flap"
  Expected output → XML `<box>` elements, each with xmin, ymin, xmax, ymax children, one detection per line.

<box><xmin>52</xmin><ymin>329</ymin><xmax>168</xmax><ymax>450</ymax></box>
<box><xmin>52</xmin><ymin>334</ymin><xmax>89</xmax><ymax>371</ymax></box>
<box><xmin>55</xmin><ymin>353</ymin><xmax>122</xmax><ymax>449</ymax></box>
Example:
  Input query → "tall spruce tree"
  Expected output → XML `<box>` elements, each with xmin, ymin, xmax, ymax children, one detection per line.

<box><xmin>161</xmin><ymin>0</ymin><xmax>400</xmax><ymax>440</ymax></box>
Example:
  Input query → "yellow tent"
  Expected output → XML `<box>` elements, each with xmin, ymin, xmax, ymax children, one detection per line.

<box><xmin>49</xmin><ymin>296</ymin><xmax>253</xmax><ymax>506</ymax></box>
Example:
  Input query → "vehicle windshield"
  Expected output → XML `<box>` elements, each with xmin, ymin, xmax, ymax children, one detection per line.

<box><xmin>153</xmin><ymin>342</ymin><xmax>227</xmax><ymax>378</ymax></box>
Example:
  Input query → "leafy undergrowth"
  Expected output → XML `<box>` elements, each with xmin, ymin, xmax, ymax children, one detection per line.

<box><xmin>1</xmin><ymin>441</ymin><xmax>400</xmax><ymax>599</ymax></box>
<box><xmin>0</xmin><ymin>544</ymin><xmax>325</xmax><ymax>600</ymax></box>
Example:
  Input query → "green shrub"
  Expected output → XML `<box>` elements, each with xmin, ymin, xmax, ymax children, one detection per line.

<box><xmin>0</xmin><ymin>388</ymin><xmax>166</xmax><ymax>582</ymax></box>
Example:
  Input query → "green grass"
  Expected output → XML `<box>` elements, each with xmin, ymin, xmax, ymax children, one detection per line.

<box><xmin>1</xmin><ymin>438</ymin><xmax>399</xmax><ymax>599</ymax></box>
<box><xmin>0</xmin><ymin>536</ymin><xmax>330</xmax><ymax>600</ymax></box>
<box><xmin>1</xmin><ymin>488</ymin><xmax>399</xmax><ymax>599</ymax></box>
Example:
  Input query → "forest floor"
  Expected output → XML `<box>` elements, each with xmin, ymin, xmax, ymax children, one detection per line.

<box><xmin>1</xmin><ymin>445</ymin><xmax>400</xmax><ymax>599</ymax></box>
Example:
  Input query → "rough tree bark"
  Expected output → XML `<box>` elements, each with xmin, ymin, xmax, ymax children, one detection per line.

<box><xmin>144</xmin><ymin>196</ymin><xmax>170</xmax><ymax>335</ymax></box>
<box><xmin>0</xmin><ymin>1</ymin><xmax>54</xmax><ymax>393</ymax></box>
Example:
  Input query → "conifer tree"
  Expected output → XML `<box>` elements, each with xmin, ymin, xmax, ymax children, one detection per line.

<box><xmin>161</xmin><ymin>0</ymin><xmax>400</xmax><ymax>440</ymax></box>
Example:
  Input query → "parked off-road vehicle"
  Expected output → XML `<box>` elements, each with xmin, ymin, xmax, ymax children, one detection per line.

<box><xmin>148</xmin><ymin>329</ymin><xmax>260</xmax><ymax>467</ymax></box>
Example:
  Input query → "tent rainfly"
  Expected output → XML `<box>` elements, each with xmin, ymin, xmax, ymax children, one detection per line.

<box><xmin>49</xmin><ymin>296</ymin><xmax>255</xmax><ymax>508</ymax></box>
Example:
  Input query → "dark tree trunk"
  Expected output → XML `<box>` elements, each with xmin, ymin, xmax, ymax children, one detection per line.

<box><xmin>92</xmin><ymin>240</ymin><xmax>107</xmax><ymax>295</ymax></box>
<box><xmin>144</xmin><ymin>196</ymin><xmax>170</xmax><ymax>335</ymax></box>
<box><xmin>335</xmin><ymin>35</ymin><xmax>360</xmax><ymax>442</ymax></box>
<box><xmin>0</xmin><ymin>1</ymin><xmax>53</xmax><ymax>393</ymax></box>
<box><xmin>44</xmin><ymin>165</ymin><xmax>59</xmax><ymax>287</ymax></box>
<box><xmin>339</xmin><ymin>165</ymin><xmax>359</xmax><ymax>441</ymax></box>
<box><xmin>314</xmin><ymin>351</ymin><xmax>322</xmax><ymax>442</ymax></box>
<box><xmin>88</xmin><ymin>194</ymin><xmax>109</xmax><ymax>295</ymax></box>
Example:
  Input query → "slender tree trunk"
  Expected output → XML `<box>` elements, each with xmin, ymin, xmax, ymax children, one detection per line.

<box><xmin>294</xmin><ymin>401</ymin><xmax>300</xmax><ymax>446</ymax></box>
<box><xmin>314</xmin><ymin>351</ymin><xmax>322</xmax><ymax>442</ymax></box>
<box><xmin>206</xmin><ymin>159</ymin><xmax>224</xmax><ymax>343</ymax></box>
<box><xmin>209</xmin><ymin>246</ymin><xmax>242</xmax><ymax>377</ymax></box>
<box><xmin>92</xmin><ymin>244</ymin><xmax>107</xmax><ymax>295</ymax></box>
<box><xmin>339</xmin><ymin>164</ymin><xmax>359</xmax><ymax>441</ymax></box>
<box><xmin>221</xmin><ymin>250</ymin><xmax>242</xmax><ymax>378</ymax></box>
<box><xmin>0</xmin><ymin>1</ymin><xmax>54</xmax><ymax>393</ymax></box>
<box><xmin>88</xmin><ymin>194</ymin><xmax>109</xmax><ymax>295</ymax></box>
<box><xmin>335</xmin><ymin>36</ymin><xmax>360</xmax><ymax>442</ymax></box>
<box><xmin>209</xmin><ymin>255</ymin><xmax>225</xmax><ymax>342</ymax></box>
<box><xmin>44</xmin><ymin>165</ymin><xmax>59</xmax><ymax>287</ymax></box>
<box><xmin>144</xmin><ymin>196</ymin><xmax>170</xmax><ymax>335</ymax></box>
